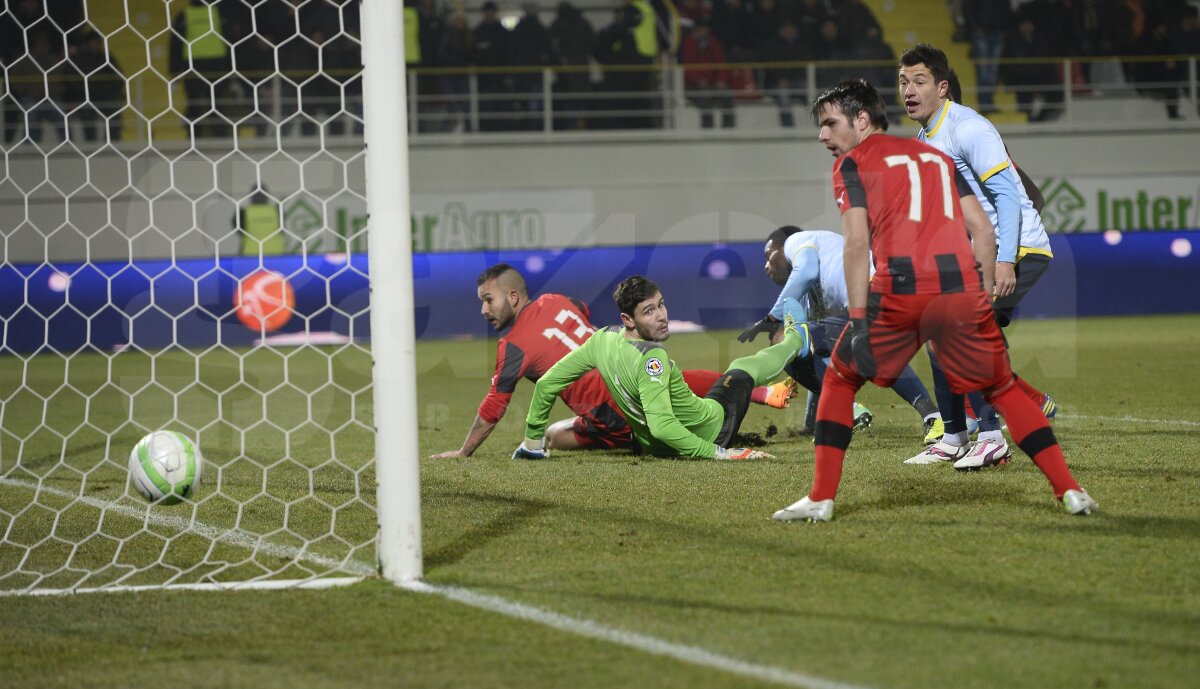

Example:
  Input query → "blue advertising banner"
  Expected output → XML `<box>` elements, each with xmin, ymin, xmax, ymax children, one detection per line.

<box><xmin>2</xmin><ymin>231</ymin><xmax>1197</xmax><ymax>354</ymax></box>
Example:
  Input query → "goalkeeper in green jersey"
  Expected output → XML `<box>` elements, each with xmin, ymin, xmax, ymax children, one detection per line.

<box><xmin>516</xmin><ymin>276</ymin><xmax>812</xmax><ymax>460</ymax></box>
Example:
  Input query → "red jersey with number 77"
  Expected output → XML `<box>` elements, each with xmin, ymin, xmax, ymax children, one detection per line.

<box><xmin>478</xmin><ymin>293</ymin><xmax>613</xmax><ymax>424</ymax></box>
<box><xmin>832</xmin><ymin>134</ymin><xmax>983</xmax><ymax>296</ymax></box>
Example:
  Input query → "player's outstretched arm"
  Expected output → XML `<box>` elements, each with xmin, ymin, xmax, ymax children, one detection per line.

<box><xmin>737</xmin><ymin>317</ymin><xmax>780</xmax><ymax>343</ymax></box>
<box><xmin>962</xmin><ymin>195</ymin><xmax>997</xmax><ymax>296</ymax></box>
<box><xmin>768</xmin><ymin>248</ymin><xmax>819</xmax><ymax>321</ymax></box>
<box><xmin>960</xmin><ymin>119</ymin><xmax>1019</xmax><ymax>295</ymax></box>
<box><xmin>429</xmin><ymin>414</ymin><xmax>498</xmax><ymax>458</ymax></box>
<box><xmin>979</xmin><ymin>167</ymin><xmax>1020</xmax><ymax>297</ymax></box>
<box><xmin>840</xmin><ymin>208</ymin><xmax>871</xmax><ymax>315</ymax></box>
<box><xmin>524</xmin><ymin>340</ymin><xmax>597</xmax><ymax>443</ymax></box>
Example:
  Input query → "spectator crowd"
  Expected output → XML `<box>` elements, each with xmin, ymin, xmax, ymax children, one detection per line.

<box><xmin>954</xmin><ymin>0</ymin><xmax>1200</xmax><ymax>121</ymax></box>
<box><xmin>2</xmin><ymin>0</ymin><xmax>1198</xmax><ymax>144</ymax></box>
<box><xmin>1</xmin><ymin>0</ymin><xmax>124</xmax><ymax>145</ymax></box>
<box><xmin>404</xmin><ymin>0</ymin><xmax>1200</xmax><ymax>131</ymax></box>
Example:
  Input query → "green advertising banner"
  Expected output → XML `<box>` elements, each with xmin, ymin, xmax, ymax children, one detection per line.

<box><xmin>1040</xmin><ymin>177</ymin><xmax>1200</xmax><ymax>233</ymax></box>
<box><xmin>270</xmin><ymin>189</ymin><xmax>597</xmax><ymax>254</ymax></box>
<box><xmin>209</xmin><ymin>178</ymin><xmax>1200</xmax><ymax>258</ymax></box>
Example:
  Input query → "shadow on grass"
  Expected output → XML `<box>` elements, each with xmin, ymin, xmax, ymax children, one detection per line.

<box><xmin>425</xmin><ymin>481</ymin><xmax>1200</xmax><ymax>639</ymax></box>
<box><xmin>424</xmin><ymin>489</ymin><xmax>554</xmax><ymax>570</ymax></box>
<box><xmin>1086</xmin><ymin>465</ymin><xmax>1200</xmax><ymax>481</ymax></box>
<box><xmin>422</xmin><ymin>481</ymin><xmax>1024</xmax><ymax>587</ymax></box>
<box><xmin>845</xmin><ymin>480</ymin><xmax>1027</xmax><ymax>514</ymax></box>
<box><xmin>1023</xmin><ymin>508</ymin><xmax>1200</xmax><ymax>540</ymax></box>
<box><xmin>478</xmin><ymin>582</ymin><xmax>1200</xmax><ymax>658</ymax></box>
<box><xmin>5</xmin><ymin>439</ymin><xmax>115</xmax><ymax>473</ymax></box>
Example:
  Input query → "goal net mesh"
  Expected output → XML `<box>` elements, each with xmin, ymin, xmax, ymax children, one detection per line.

<box><xmin>0</xmin><ymin>0</ymin><xmax>379</xmax><ymax>593</ymax></box>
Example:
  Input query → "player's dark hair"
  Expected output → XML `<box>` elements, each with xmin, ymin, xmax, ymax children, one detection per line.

<box><xmin>946</xmin><ymin>68</ymin><xmax>962</xmax><ymax>102</ymax></box>
<box><xmin>477</xmin><ymin>262</ymin><xmax>518</xmax><ymax>287</ymax></box>
<box><xmin>767</xmin><ymin>225</ymin><xmax>805</xmax><ymax>247</ymax></box>
<box><xmin>613</xmin><ymin>275</ymin><xmax>661</xmax><ymax>316</ymax></box>
<box><xmin>899</xmin><ymin>43</ymin><xmax>952</xmax><ymax>86</ymax></box>
<box><xmin>810</xmin><ymin>79</ymin><xmax>889</xmax><ymax>131</ymax></box>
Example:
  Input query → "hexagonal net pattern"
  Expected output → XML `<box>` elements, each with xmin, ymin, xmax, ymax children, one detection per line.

<box><xmin>0</xmin><ymin>0</ymin><xmax>380</xmax><ymax>593</ymax></box>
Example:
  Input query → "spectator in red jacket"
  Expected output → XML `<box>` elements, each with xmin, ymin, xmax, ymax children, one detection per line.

<box><xmin>680</xmin><ymin>19</ymin><xmax>735</xmax><ymax>128</ymax></box>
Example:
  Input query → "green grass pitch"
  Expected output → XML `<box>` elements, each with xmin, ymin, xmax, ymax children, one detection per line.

<box><xmin>2</xmin><ymin>314</ymin><xmax>1199</xmax><ymax>688</ymax></box>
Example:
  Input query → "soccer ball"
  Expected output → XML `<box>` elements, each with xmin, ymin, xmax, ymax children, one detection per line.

<box><xmin>129</xmin><ymin>431</ymin><xmax>204</xmax><ymax>504</ymax></box>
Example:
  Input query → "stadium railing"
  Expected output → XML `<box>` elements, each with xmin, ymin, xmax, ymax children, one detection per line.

<box><xmin>398</xmin><ymin>55</ymin><xmax>1200</xmax><ymax>136</ymax></box>
<box><xmin>3</xmin><ymin>55</ymin><xmax>1195</xmax><ymax>148</ymax></box>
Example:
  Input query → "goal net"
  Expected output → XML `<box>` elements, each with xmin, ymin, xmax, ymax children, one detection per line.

<box><xmin>0</xmin><ymin>0</ymin><xmax>417</xmax><ymax>594</ymax></box>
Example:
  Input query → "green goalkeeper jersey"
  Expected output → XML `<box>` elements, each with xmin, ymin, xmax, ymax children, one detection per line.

<box><xmin>525</xmin><ymin>326</ymin><xmax>723</xmax><ymax>458</ymax></box>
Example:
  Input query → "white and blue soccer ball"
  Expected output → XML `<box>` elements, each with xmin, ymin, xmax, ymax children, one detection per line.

<box><xmin>129</xmin><ymin>431</ymin><xmax>204</xmax><ymax>504</ymax></box>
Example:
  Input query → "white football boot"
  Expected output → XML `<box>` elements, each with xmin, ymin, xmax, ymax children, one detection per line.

<box><xmin>904</xmin><ymin>440</ymin><xmax>968</xmax><ymax>465</ymax></box>
<box><xmin>953</xmin><ymin>438</ymin><xmax>1013</xmax><ymax>471</ymax></box>
<box><xmin>772</xmin><ymin>496</ymin><xmax>834</xmax><ymax>522</ymax></box>
<box><xmin>1061</xmin><ymin>489</ymin><xmax>1099</xmax><ymax>516</ymax></box>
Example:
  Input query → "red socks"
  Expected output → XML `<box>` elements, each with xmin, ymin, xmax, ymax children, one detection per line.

<box><xmin>987</xmin><ymin>381</ymin><xmax>1080</xmax><ymax>498</ymax></box>
<box><xmin>1011</xmin><ymin>375</ymin><xmax>1047</xmax><ymax>409</ymax></box>
<box><xmin>810</xmin><ymin>372</ymin><xmax>858</xmax><ymax>502</ymax></box>
<box><xmin>750</xmin><ymin>385</ymin><xmax>768</xmax><ymax>405</ymax></box>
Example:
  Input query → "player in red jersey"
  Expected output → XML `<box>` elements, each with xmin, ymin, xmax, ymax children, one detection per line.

<box><xmin>430</xmin><ymin>263</ymin><xmax>790</xmax><ymax>458</ymax></box>
<box><xmin>771</xmin><ymin>80</ymin><xmax>1097</xmax><ymax>521</ymax></box>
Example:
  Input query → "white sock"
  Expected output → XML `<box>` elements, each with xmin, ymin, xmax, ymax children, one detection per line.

<box><xmin>924</xmin><ymin>413</ymin><xmax>941</xmax><ymax>424</ymax></box>
<box><xmin>942</xmin><ymin>431</ymin><xmax>969</xmax><ymax>447</ymax></box>
<box><xmin>978</xmin><ymin>430</ymin><xmax>1004</xmax><ymax>444</ymax></box>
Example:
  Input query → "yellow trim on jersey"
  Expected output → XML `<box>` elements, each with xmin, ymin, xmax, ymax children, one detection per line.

<box><xmin>789</xmin><ymin>242</ymin><xmax>817</xmax><ymax>263</ymax></box>
<box><xmin>925</xmin><ymin>100</ymin><xmax>951</xmax><ymax>138</ymax></box>
<box><xmin>978</xmin><ymin>160</ymin><xmax>1011</xmax><ymax>183</ymax></box>
<box><xmin>1017</xmin><ymin>246</ymin><xmax>1054</xmax><ymax>260</ymax></box>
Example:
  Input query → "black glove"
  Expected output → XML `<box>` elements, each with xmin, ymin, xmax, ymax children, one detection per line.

<box><xmin>849</xmin><ymin>318</ymin><xmax>876</xmax><ymax>379</ymax></box>
<box><xmin>737</xmin><ymin>317</ymin><xmax>781</xmax><ymax>343</ymax></box>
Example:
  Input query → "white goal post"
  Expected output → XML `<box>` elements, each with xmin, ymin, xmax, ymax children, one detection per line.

<box><xmin>0</xmin><ymin>0</ymin><xmax>421</xmax><ymax>594</ymax></box>
<box><xmin>362</xmin><ymin>0</ymin><xmax>422</xmax><ymax>584</ymax></box>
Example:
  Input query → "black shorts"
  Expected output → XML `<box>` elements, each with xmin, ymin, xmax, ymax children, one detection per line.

<box><xmin>993</xmin><ymin>254</ymin><xmax>1051</xmax><ymax>328</ymax></box>
<box><xmin>784</xmin><ymin>312</ymin><xmax>847</xmax><ymax>392</ymax></box>
<box><xmin>704</xmin><ymin>370</ymin><xmax>755</xmax><ymax>447</ymax></box>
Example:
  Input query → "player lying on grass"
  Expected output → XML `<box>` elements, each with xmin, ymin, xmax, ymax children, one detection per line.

<box><xmin>430</xmin><ymin>264</ymin><xmax>794</xmax><ymax>459</ymax></box>
<box><xmin>741</xmin><ymin>224</ymin><xmax>943</xmax><ymax>442</ymax></box>
<box><xmin>773</xmin><ymin>80</ymin><xmax>1097</xmax><ymax>522</ymax></box>
<box><xmin>516</xmin><ymin>275</ymin><xmax>812</xmax><ymax>460</ymax></box>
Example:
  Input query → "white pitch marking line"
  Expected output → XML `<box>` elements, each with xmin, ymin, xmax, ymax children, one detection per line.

<box><xmin>404</xmin><ymin>581</ymin><xmax>875</xmax><ymax>689</ymax></box>
<box><xmin>1056</xmin><ymin>413</ymin><xmax>1200</xmax><ymax>427</ymax></box>
<box><xmin>6</xmin><ymin>406</ymin><xmax>1198</xmax><ymax>684</ymax></box>
<box><xmin>1</xmin><ymin>482</ymin><xmax>872</xmax><ymax>689</ymax></box>
<box><xmin>14</xmin><ymin>576</ymin><xmax>365</xmax><ymax>597</ymax></box>
<box><xmin>0</xmin><ymin>477</ymin><xmax>376</xmax><ymax>579</ymax></box>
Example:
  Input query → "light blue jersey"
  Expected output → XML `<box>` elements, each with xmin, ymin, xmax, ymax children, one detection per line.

<box><xmin>768</xmin><ymin>230</ymin><xmax>851</xmax><ymax>320</ymax></box>
<box><xmin>917</xmin><ymin>101</ymin><xmax>1052</xmax><ymax>263</ymax></box>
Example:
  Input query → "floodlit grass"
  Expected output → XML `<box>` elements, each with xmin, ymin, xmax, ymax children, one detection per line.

<box><xmin>0</xmin><ymin>343</ymin><xmax>377</xmax><ymax>591</ymax></box>
<box><xmin>2</xmin><ymin>314</ymin><xmax>1199</xmax><ymax>688</ymax></box>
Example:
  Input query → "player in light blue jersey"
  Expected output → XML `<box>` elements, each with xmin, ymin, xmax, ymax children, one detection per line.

<box><xmin>738</xmin><ymin>226</ymin><xmax>943</xmax><ymax>440</ymax></box>
<box><xmin>898</xmin><ymin>44</ymin><xmax>1057</xmax><ymax>470</ymax></box>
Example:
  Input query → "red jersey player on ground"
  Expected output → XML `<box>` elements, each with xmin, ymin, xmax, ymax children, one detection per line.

<box><xmin>771</xmin><ymin>80</ymin><xmax>1097</xmax><ymax>521</ymax></box>
<box><xmin>430</xmin><ymin>263</ymin><xmax>792</xmax><ymax>458</ymax></box>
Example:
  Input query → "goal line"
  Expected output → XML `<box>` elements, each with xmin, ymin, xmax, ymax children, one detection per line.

<box><xmin>0</xmin><ymin>476</ymin><xmax>376</xmax><ymax>596</ymax></box>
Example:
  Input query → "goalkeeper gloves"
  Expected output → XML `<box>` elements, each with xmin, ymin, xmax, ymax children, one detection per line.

<box><xmin>512</xmin><ymin>437</ymin><xmax>549</xmax><ymax>460</ymax></box>
<box><xmin>736</xmin><ymin>317</ymin><xmax>781</xmax><ymax>343</ymax></box>
<box><xmin>848</xmin><ymin>317</ymin><xmax>876</xmax><ymax>380</ymax></box>
<box><xmin>714</xmin><ymin>446</ymin><xmax>775</xmax><ymax>460</ymax></box>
